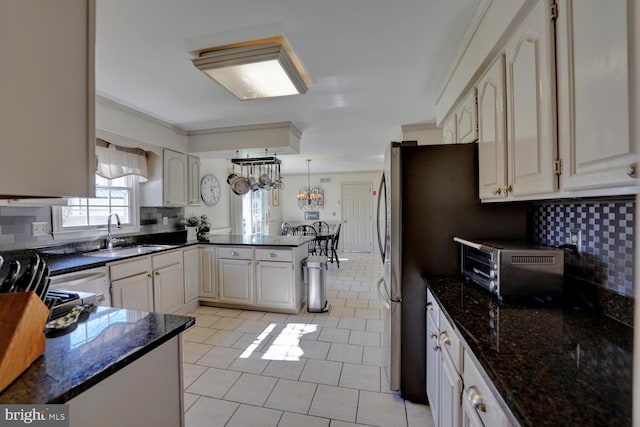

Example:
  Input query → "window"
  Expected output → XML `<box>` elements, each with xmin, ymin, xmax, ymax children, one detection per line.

<box><xmin>56</xmin><ymin>174</ymin><xmax>138</xmax><ymax>230</ymax></box>
<box><xmin>233</xmin><ymin>190</ymin><xmax>267</xmax><ymax>235</ymax></box>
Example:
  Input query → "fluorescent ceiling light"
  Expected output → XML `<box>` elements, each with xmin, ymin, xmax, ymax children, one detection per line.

<box><xmin>192</xmin><ymin>38</ymin><xmax>308</xmax><ymax>100</ymax></box>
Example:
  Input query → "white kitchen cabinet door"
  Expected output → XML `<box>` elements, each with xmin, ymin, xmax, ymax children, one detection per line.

<box><xmin>477</xmin><ymin>55</ymin><xmax>508</xmax><ymax>200</ymax></box>
<box><xmin>505</xmin><ymin>0</ymin><xmax>557</xmax><ymax>197</ymax></box>
<box><xmin>183</xmin><ymin>248</ymin><xmax>200</xmax><ymax>304</ymax></box>
<box><xmin>153</xmin><ymin>262</ymin><xmax>184</xmax><ymax>314</ymax></box>
<box><xmin>456</xmin><ymin>90</ymin><xmax>478</xmax><ymax>144</ymax></box>
<box><xmin>556</xmin><ymin>0</ymin><xmax>637</xmax><ymax>192</ymax></box>
<box><xmin>163</xmin><ymin>149</ymin><xmax>188</xmax><ymax>207</ymax></box>
<box><xmin>440</xmin><ymin>353</ymin><xmax>462</xmax><ymax>427</ymax></box>
<box><xmin>218</xmin><ymin>258</ymin><xmax>253</xmax><ymax>305</ymax></box>
<box><xmin>111</xmin><ymin>272</ymin><xmax>154</xmax><ymax>312</ymax></box>
<box><xmin>188</xmin><ymin>155</ymin><xmax>201</xmax><ymax>206</ymax></box>
<box><xmin>255</xmin><ymin>260</ymin><xmax>294</xmax><ymax>310</ymax></box>
<box><xmin>0</xmin><ymin>0</ymin><xmax>95</xmax><ymax>198</ymax></box>
<box><xmin>442</xmin><ymin>114</ymin><xmax>457</xmax><ymax>145</ymax></box>
<box><xmin>199</xmin><ymin>247</ymin><xmax>218</xmax><ymax>300</ymax></box>
<box><xmin>426</xmin><ymin>310</ymin><xmax>441</xmax><ymax>427</ymax></box>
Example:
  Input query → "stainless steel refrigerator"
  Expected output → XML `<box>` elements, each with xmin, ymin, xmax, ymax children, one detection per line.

<box><xmin>376</xmin><ymin>142</ymin><xmax>528</xmax><ymax>402</ymax></box>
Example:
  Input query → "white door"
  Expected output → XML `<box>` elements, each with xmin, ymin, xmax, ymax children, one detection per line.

<box><xmin>111</xmin><ymin>273</ymin><xmax>153</xmax><ymax>312</ymax></box>
<box><xmin>218</xmin><ymin>258</ymin><xmax>253</xmax><ymax>304</ymax></box>
<box><xmin>255</xmin><ymin>261</ymin><xmax>294</xmax><ymax>309</ymax></box>
<box><xmin>341</xmin><ymin>182</ymin><xmax>373</xmax><ymax>252</ymax></box>
<box><xmin>183</xmin><ymin>248</ymin><xmax>200</xmax><ymax>304</ymax></box>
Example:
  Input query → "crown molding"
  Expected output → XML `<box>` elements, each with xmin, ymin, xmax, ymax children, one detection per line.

<box><xmin>96</xmin><ymin>94</ymin><xmax>187</xmax><ymax>135</ymax></box>
<box><xmin>187</xmin><ymin>121</ymin><xmax>302</xmax><ymax>139</ymax></box>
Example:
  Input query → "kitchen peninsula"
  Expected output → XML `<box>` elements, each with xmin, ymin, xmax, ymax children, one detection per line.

<box><xmin>0</xmin><ymin>306</ymin><xmax>195</xmax><ymax>427</ymax></box>
<box><xmin>199</xmin><ymin>234</ymin><xmax>313</xmax><ymax>313</ymax></box>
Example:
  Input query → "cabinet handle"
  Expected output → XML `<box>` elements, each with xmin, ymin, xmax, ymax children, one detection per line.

<box><xmin>433</xmin><ymin>344</ymin><xmax>441</xmax><ymax>352</ymax></box>
<box><xmin>155</xmin><ymin>271</ymin><xmax>160</xmax><ymax>276</ymax></box>
<box><xmin>231</xmin><ymin>251</ymin><xmax>239</xmax><ymax>256</ymax></box>
<box><xmin>269</xmin><ymin>253</ymin><xmax>278</xmax><ymax>258</ymax></box>
<box><xmin>627</xmin><ymin>163</ymin><xmax>637</xmax><ymax>178</ymax></box>
<box><xmin>466</xmin><ymin>386</ymin><xmax>487</xmax><ymax>413</ymax></box>
<box><xmin>502</xmin><ymin>185</ymin><xmax>513</xmax><ymax>195</ymax></box>
<box><xmin>430</xmin><ymin>332</ymin><xmax>438</xmax><ymax>339</ymax></box>
<box><xmin>439</xmin><ymin>331</ymin><xmax>451</xmax><ymax>346</ymax></box>
<box><xmin>426</xmin><ymin>302</ymin><xmax>433</xmax><ymax>310</ymax></box>
<box><xmin>492</xmin><ymin>187</ymin><xmax>502</xmax><ymax>196</ymax></box>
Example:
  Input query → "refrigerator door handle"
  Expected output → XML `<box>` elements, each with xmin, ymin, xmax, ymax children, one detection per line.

<box><xmin>377</xmin><ymin>277</ymin><xmax>390</xmax><ymax>310</ymax></box>
<box><xmin>376</xmin><ymin>173</ymin><xmax>387</xmax><ymax>264</ymax></box>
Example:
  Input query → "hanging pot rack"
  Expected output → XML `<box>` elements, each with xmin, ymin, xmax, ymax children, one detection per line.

<box><xmin>231</xmin><ymin>150</ymin><xmax>281</xmax><ymax>166</ymax></box>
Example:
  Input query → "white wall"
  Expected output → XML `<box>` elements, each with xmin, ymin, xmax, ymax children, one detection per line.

<box><xmin>402</xmin><ymin>125</ymin><xmax>443</xmax><ymax>145</ymax></box>
<box><xmin>193</xmin><ymin>158</ymin><xmax>232</xmax><ymax>233</ymax></box>
<box><xmin>282</xmin><ymin>171</ymin><xmax>382</xmax><ymax>223</ymax></box>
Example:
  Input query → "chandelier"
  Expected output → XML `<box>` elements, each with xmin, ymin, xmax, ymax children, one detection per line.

<box><xmin>297</xmin><ymin>159</ymin><xmax>324</xmax><ymax>209</ymax></box>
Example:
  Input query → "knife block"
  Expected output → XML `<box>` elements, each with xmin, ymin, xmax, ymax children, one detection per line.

<box><xmin>0</xmin><ymin>292</ymin><xmax>49</xmax><ymax>392</ymax></box>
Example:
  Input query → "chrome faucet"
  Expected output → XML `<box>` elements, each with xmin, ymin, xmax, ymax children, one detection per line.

<box><xmin>106</xmin><ymin>213</ymin><xmax>121</xmax><ymax>249</ymax></box>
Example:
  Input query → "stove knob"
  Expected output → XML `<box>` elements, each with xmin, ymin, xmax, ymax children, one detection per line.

<box><xmin>489</xmin><ymin>270</ymin><xmax>496</xmax><ymax>279</ymax></box>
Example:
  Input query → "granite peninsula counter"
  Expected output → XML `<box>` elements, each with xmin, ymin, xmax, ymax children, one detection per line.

<box><xmin>0</xmin><ymin>306</ymin><xmax>194</xmax><ymax>426</ymax></box>
<box><xmin>426</xmin><ymin>276</ymin><xmax>632</xmax><ymax>427</ymax></box>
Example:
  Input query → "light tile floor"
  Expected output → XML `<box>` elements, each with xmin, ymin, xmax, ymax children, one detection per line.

<box><xmin>183</xmin><ymin>252</ymin><xmax>435</xmax><ymax>427</ymax></box>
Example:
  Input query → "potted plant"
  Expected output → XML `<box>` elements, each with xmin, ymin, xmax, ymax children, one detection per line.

<box><xmin>180</xmin><ymin>214</ymin><xmax>200</xmax><ymax>242</ymax></box>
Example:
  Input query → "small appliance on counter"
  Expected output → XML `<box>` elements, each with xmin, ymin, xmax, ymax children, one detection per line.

<box><xmin>454</xmin><ymin>237</ymin><xmax>564</xmax><ymax>299</ymax></box>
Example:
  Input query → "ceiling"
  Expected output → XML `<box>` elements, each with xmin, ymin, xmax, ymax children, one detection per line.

<box><xmin>96</xmin><ymin>0</ymin><xmax>481</xmax><ymax>174</ymax></box>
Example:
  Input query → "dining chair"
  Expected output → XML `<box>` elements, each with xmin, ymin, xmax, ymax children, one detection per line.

<box><xmin>281</xmin><ymin>222</ymin><xmax>292</xmax><ymax>235</ymax></box>
<box><xmin>292</xmin><ymin>225</ymin><xmax>318</xmax><ymax>255</ymax></box>
<box><xmin>312</xmin><ymin>221</ymin><xmax>331</xmax><ymax>255</ymax></box>
<box><xmin>329</xmin><ymin>223</ymin><xmax>342</xmax><ymax>267</ymax></box>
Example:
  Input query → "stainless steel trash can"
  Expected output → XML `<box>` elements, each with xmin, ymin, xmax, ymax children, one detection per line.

<box><xmin>303</xmin><ymin>256</ymin><xmax>330</xmax><ymax>313</ymax></box>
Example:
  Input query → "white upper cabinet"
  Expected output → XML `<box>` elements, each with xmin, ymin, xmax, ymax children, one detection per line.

<box><xmin>188</xmin><ymin>155</ymin><xmax>201</xmax><ymax>206</ymax></box>
<box><xmin>0</xmin><ymin>0</ymin><xmax>95</xmax><ymax>198</ymax></box>
<box><xmin>141</xmin><ymin>149</ymin><xmax>188</xmax><ymax>207</ymax></box>
<box><xmin>442</xmin><ymin>114</ymin><xmax>457</xmax><ymax>145</ymax></box>
<box><xmin>456</xmin><ymin>90</ymin><xmax>478</xmax><ymax>144</ymax></box>
<box><xmin>164</xmin><ymin>150</ymin><xmax>188</xmax><ymax>206</ymax></box>
<box><xmin>556</xmin><ymin>0</ymin><xmax>637</xmax><ymax>192</ymax></box>
<box><xmin>504</xmin><ymin>0</ymin><xmax>557</xmax><ymax>198</ymax></box>
<box><xmin>477</xmin><ymin>55</ymin><xmax>508</xmax><ymax>200</ymax></box>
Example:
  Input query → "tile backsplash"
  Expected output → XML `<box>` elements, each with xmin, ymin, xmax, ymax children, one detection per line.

<box><xmin>531</xmin><ymin>199</ymin><xmax>635</xmax><ymax>298</ymax></box>
<box><xmin>0</xmin><ymin>206</ymin><xmax>54</xmax><ymax>249</ymax></box>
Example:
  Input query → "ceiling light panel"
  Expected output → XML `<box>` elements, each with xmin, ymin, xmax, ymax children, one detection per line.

<box><xmin>192</xmin><ymin>41</ymin><xmax>307</xmax><ymax>100</ymax></box>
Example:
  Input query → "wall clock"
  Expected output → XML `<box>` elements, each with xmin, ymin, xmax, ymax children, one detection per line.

<box><xmin>200</xmin><ymin>174</ymin><xmax>221</xmax><ymax>206</ymax></box>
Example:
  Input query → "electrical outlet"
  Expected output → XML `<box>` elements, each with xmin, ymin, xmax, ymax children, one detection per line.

<box><xmin>31</xmin><ymin>222</ymin><xmax>49</xmax><ymax>237</ymax></box>
<box><xmin>570</xmin><ymin>229</ymin><xmax>581</xmax><ymax>252</ymax></box>
<box><xmin>162</xmin><ymin>217</ymin><xmax>169</xmax><ymax>225</ymax></box>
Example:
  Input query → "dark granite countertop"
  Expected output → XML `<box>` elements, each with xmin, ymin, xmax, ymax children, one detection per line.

<box><xmin>0</xmin><ymin>306</ymin><xmax>194</xmax><ymax>404</ymax></box>
<box><xmin>202</xmin><ymin>234</ymin><xmax>313</xmax><ymax>247</ymax></box>
<box><xmin>426</xmin><ymin>276</ymin><xmax>632</xmax><ymax>427</ymax></box>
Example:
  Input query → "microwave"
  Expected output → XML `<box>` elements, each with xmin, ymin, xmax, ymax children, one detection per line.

<box><xmin>453</xmin><ymin>237</ymin><xmax>564</xmax><ymax>299</ymax></box>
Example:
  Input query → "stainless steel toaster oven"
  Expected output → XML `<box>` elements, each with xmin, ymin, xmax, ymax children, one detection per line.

<box><xmin>453</xmin><ymin>237</ymin><xmax>564</xmax><ymax>299</ymax></box>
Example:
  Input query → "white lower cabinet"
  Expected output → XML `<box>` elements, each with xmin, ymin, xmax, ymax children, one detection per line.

<box><xmin>462</xmin><ymin>351</ymin><xmax>511</xmax><ymax>427</ymax></box>
<box><xmin>199</xmin><ymin>247</ymin><xmax>218</xmax><ymax>300</ymax></box>
<box><xmin>153</xmin><ymin>262</ymin><xmax>184</xmax><ymax>314</ymax></box>
<box><xmin>183</xmin><ymin>247</ymin><xmax>200</xmax><ymax>304</ymax></box>
<box><xmin>218</xmin><ymin>258</ymin><xmax>253</xmax><ymax>305</ymax></box>
<box><xmin>110</xmin><ymin>250</ymin><xmax>185</xmax><ymax>314</ymax></box>
<box><xmin>111</xmin><ymin>272</ymin><xmax>153</xmax><ymax>312</ymax></box>
<box><xmin>256</xmin><ymin>261</ymin><xmax>294</xmax><ymax>310</ymax></box>
<box><xmin>427</xmin><ymin>289</ymin><xmax>463</xmax><ymax>427</ymax></box>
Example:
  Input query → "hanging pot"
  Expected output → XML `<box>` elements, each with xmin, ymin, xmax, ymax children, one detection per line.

<box><xmin>231</xmin><ymin>164</ymin><xmax>250</xmax><ymax>195</ymax></box>
<box><xmin>248</xmin><ymin>165</ymin><xmax>260</xmax><ymax>192</ymax></box>
<box><xmin>227</xmin><ymin>164</ymin><xmax>239</xmax><ymax>185</ymax></box>
<box><xmin>259</xmin><ymin>163</ymin><xmax>272</xmax><ymax>188</ymax></box>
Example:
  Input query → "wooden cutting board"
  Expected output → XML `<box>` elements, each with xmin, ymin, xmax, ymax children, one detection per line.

<box><xmin>0</xmin><ymin>292</ymin><xmax>49</xmax><ymax>392</ymax></box>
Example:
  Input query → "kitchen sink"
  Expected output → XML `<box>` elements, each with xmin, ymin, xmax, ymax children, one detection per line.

<box><xmin>83</xmin><ymin>244</ymin><xmax>180</xmax><ymax>258</ymax></box>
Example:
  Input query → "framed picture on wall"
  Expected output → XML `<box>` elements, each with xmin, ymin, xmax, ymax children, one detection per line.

<box><xmin>272</xmin><ymin>188</ymin><xmax>280</xmax><ymax>206</ymax></box>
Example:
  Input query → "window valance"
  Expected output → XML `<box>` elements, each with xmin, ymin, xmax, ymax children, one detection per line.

<box><xmin>96</xmin><ymin>138</ymin><xmax>149</xmax><ymax>180</ymax></box>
